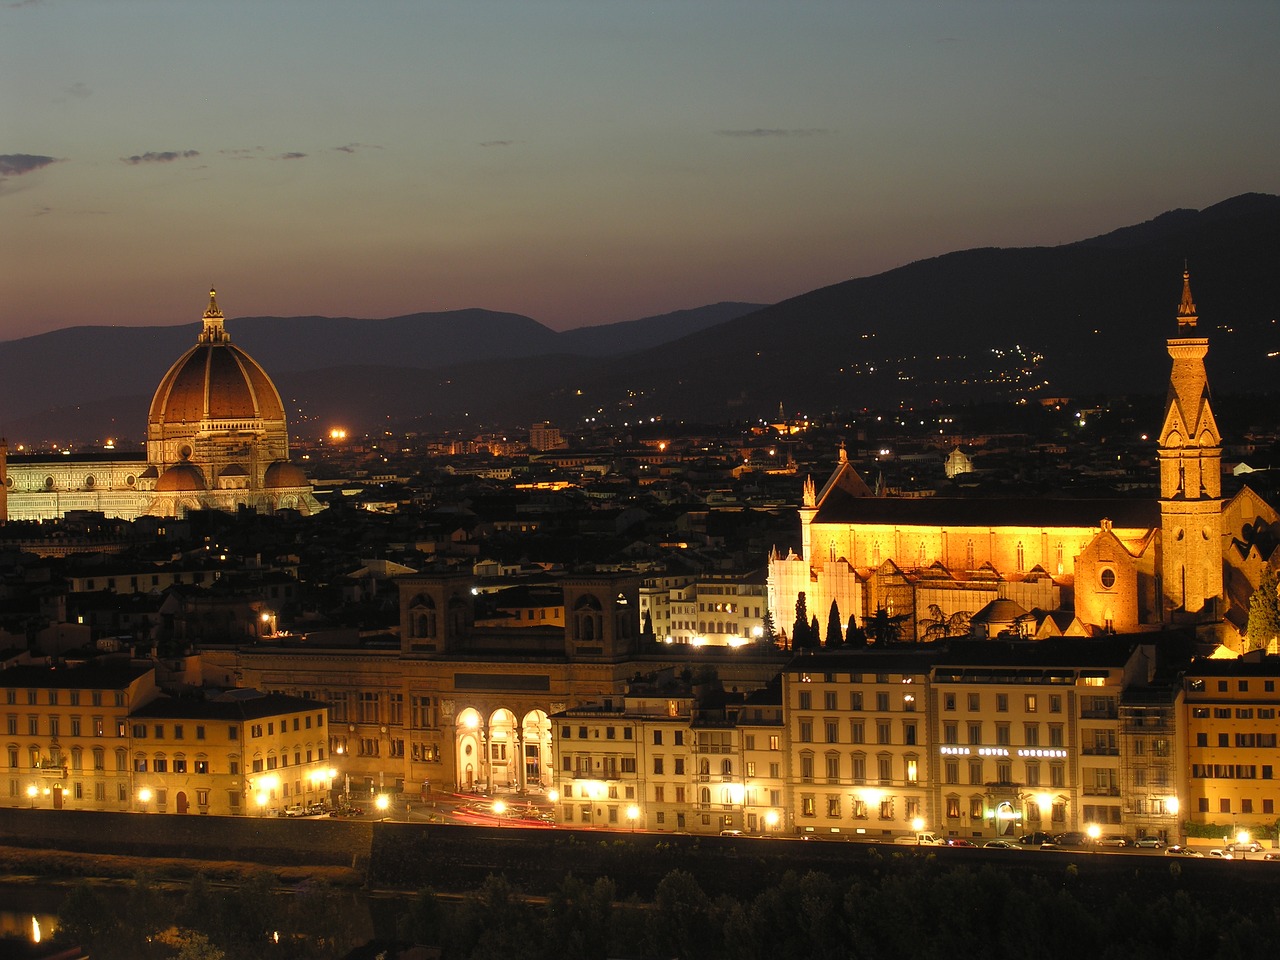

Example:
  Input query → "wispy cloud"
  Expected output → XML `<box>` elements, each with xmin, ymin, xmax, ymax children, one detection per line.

<box><xmin>221</xmin><ymin>147</ymin><xmax>265</xmax><ymax>159</ymax></box>
<box><xmin>333</xmin><ymin>142</ymin><xmax>381</xmax><ymax>153</ymax></box>
<box><xmin>276</xmin><ymin>152</ymin><xmax>306</xmax><ymax>160</ymax></box>
<box><xmin>121</xmin><ymin>150</ymin><xmax>200</xmax><ymax>165</ymax></box>
<box><xmin>716</xmin><ymin>128</ymin><xmax>829</xmax><ymax>138</ymax></box>
<box><xmin>64</xmin><ymin>81</ymin><xmax>91</xmax><ymax>99</ymax></box>
<box><xmin>0</xmin><ymin>154</ymin><xmax>59</xmax><ymax>177</ymax></box>
<box><xmin>479</xmin><ymin>140</ymin><xmax>516</xmax><ymax>148</ymax></box>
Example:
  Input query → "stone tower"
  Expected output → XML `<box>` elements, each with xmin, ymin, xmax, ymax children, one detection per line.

<box><xmin>1157</xmin><ymin>269</ymin><xmax>1223</xmax><ymax>616</ymax></box>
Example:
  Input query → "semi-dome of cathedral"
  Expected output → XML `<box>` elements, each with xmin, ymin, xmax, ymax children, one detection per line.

<box><xmin>155</xmin><ymin>462</ymin><xmax>208</xmax><ymax>492</ymax></box>
<box><xmin>264</xmin><ymin>461</ymin><xmax>308</xmax><ymax>488</ymax></box>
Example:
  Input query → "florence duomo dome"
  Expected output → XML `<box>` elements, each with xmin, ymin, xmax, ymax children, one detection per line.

<box><xmin>1</xmin><ymin>289</ymin><xmax>321</xmax><ymax>521</ymax></box>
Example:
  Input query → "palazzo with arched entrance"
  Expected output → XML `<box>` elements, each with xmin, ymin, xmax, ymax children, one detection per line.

<box><xmin>454</xmin><ymin>705</ymin><xmax>553</xmax><ymax>794</ymax></box>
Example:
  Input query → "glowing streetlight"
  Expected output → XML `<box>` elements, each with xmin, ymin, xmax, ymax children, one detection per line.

<box><xmin>911</xmin><ymin>816</ymin><xmax>925</xmax><ymax>842</ymax></box>
<box><xmin>626</xmin><ymin>804</ymin><xmax>640</xmax><ymax>833</ymax></box>
<box><xmin>1086</xmin><ymin>823</ymin><xmax>1101</xmax><ymax>846</ymax></box>
<box><xmin>1236</xmin><ymin>829</ymin><xmax>1252</xmax><ymax>859</ymax></box>
<box><xmin>491</xmin><ymin>799</ymin><xmax>507</xmax><ymax>821</ymax></box>
<box><xmin>375</xmin><ymin>793</ymin><xmax>390</xmax><ymax>819</ymax></box>
<box><xmin>26</xmin><ymin>784</ymin><xmax>37</xmax><ymax>808</ymax></box>
<box><xmin>256</xmin><ymin>790</ymin><xmax>269</xmax><ymax>816</ymax></box>
<box><xmin>547</xmin><ymin>788</ymin><xmax>560</xmax><ymax>804</ymax></box>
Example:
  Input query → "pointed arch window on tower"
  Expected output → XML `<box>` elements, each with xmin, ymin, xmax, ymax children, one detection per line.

<box><xmin>966</xmin><ymin>540</ymin><xmax>975</xmax><ymax>571</ymax></box>
<box><xmin>872</xmin><ymin>542</ymin><xmax>881</xmax><ymax>567</ymax></box>
<box><xmin>1055</xmin><ymin>542</ymin><xmax>1065</xmax><ymax>576</ymax></box>
<box><xmin>918</xmin><ymin>542</ymin><xmax>926</xmax><ymax>566</ymax></box>
<box><xmin>1016</xmin><ymin>542</ymin><xmax>1025</xmax><ymax>572</ymax></box>
<box><xmin>829</xmin><ymin>541</ymin><xmax>836</xmax><ymax>563</ymax></box>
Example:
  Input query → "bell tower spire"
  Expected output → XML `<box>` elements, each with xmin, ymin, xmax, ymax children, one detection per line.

<box><xmin>1158</xmin><ymin>267</ymin><xmax>1222</xmax><ymax>617</ymax></box>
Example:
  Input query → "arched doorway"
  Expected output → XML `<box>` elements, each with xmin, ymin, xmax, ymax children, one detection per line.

<box><xmin>487</xmin><ymin>709</ymin><xmax>518</xmax><ymax>792</ymax></box>
<box><xmin>177</xmin><ymin>791</ymin><xmax>189</xmax><ymax>814</ymax></box>
<box><xmin>996</xmin><ymin>800</ymin><xmax>1016</xmax><ymax>836</ymax></box>
<box><xmin>52</xmin><ymin>784</ymin><xmax>63</xmax><ymax>810</ymax></box>
<box><xmin>521</xmin><ymin>710</ymin><xmax>552</xmax><ymax>791</ymax></box>
<box><xmin>455</xmin><ymin>708</ymin><xmax>484</xmax><ymax>793</ymax></box>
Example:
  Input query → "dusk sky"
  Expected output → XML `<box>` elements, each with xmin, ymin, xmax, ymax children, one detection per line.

<box><xmin>4</xmin><ymin>1</ymin><xmax>1279</xmax><ymax>339</ymax></box>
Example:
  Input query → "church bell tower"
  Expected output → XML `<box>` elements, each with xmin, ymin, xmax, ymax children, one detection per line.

<box><xmin>1157</xmin><ymin>269</ymin><xmax>1223</xmax><ymax>617</ymax></box>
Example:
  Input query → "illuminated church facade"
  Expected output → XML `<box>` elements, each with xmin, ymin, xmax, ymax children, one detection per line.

<box><xmin>0</xmin><ymin>290</ymin><xmax>321</xmax><ymax>521</ymax></box>
<box><xmin>769</xmin><ymin>272</ymin><xmax>1275</xmax><ymax>645</ymax></box>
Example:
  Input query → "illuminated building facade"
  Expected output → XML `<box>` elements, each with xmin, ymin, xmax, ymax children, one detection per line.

<box><xmin>1184</xmin><ymin>659</ymin><xmax>1280</xmax><ymax>834</ymax></box>
<box><xmin>639</xmin><ymin>571</ymin><xmax>768</xmax><ymax>647</ymax></box>
<box><xmin>784</xmin><ymin>650</ymin><xmax>936</xmax><ymax>839</ymax></box>
<box><xmin>769</xmin><ymin>272</ymin><xmax>1258</xmax><ymax>644</ymax></box>
<box><xmin>1</xmin><ymin>663</ymin><xmax>326</xmax><ymax>817</ymax></box>
<box><xmin>3</xmin><ymin>289</ymin><xmax>320</xmax><ymax>521</ymax></box>
<box><xmin>210</xmin><ymin>570</ymin><xmax>786</xmax><ymax>803</ymax></box>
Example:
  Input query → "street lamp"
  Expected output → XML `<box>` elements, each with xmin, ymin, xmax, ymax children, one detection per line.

<box><xmin>255</xmin><ymin>790</ymin><xmax>269</xmax><ymax>817</ymax></box>
<box><xmin>491</xmin><ymin>798</ymin><xmax>507</xmax><ymax>824</ymax></box>
<box><xmin>1086</xmin><ymin>823</ymin><xmax>1101</xmax><ymax>849</ymax></box>
<box><xmin>26</xmin><ymin>784</ymin><xmax>37</xmax><ymax>809</ymax></box>
<box><xmin>911</xmin><ymin>815</ymin><xmax>925</xmax><ymax>844</ymax></box>
<box><xmin>764</xmin><ymin>810</ymin><xmax>780</xmax><ymax>833</ymax></box>
<box><xmin>1237</xmin><ymin>829</ymin><xmax>1251</xmax><ymax>860</ymax></box>
<box><xmin>137</xmin><ymin>787</ymin><xmax>153</xmax><ymax>812</ymax></box>
<box><xmin>375</xmin><ymin>793</ymin><xmax>390</xmax><ymax>819</ymax></box>
<box><xmin>626</xmin><ymin>804</ymin><xmax>640</xmax><ymax>833</ymax></box>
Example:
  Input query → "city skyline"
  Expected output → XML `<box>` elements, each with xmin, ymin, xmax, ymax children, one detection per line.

<box><xmin>3</xmin><ymin>1</ymin><xmax>1280</xmax><ymax>339</ymax></box>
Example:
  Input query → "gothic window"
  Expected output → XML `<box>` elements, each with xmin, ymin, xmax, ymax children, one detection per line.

<box><xmin>1016</xmin><ymin>542</ymin><xmax>1025</xmax><ymax>572</ymax></box>
<box><xmin>965</xmin><ymin>540</ymin><xmax>975</xmax><ymax>570</ymax></box>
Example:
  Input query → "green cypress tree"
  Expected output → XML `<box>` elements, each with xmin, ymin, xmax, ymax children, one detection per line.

<box><xmin>1246</xmin><ymin>566</ymin><xmax>1280</xmax><ymax>653</ymax></box>
<box><xmin>826</xmin><ymin>600</ymin><xmax>843</xmax><ymax>648</ymax></box>
<box><xmin>792</xmin><ymin>592</ymin><xmax>811</xmax><ymax>648</ymax></box>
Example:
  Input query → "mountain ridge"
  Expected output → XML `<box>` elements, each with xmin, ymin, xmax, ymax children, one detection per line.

<box><xmin>6</xmin><ymin>193</ymin><xmax>1280</xmax><ymax>443</ymax></box>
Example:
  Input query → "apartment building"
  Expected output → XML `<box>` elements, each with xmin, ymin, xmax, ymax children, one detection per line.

<box><xmin>1184</xmin><ymin>658</ymin><xmax>1280</xmax><ymax>835</ymax></box>
<box><xmin>2</xmin><ymin>662</ymin><xmax>326</xmax><ymax>817</ymax></box>
<box><xmin>929</xmin><ymin>638</ymin><xmax>1151</xmax><ymax>840</ymax></box>
<box><xmin>783</xmin><ymin>649</ymin><xmax>939</xmax><ymax>839</ymax></box>
<box><xmin>639</xmin><ymin>571</ymin><xmax>768</xmax><ymax>646</ymax></box>
<box><xmin>550</xmin><ymin>675</ymin><xmax>771</xmax><ymax>836</ymax></box>
<box><xmin>130</xmin><ymin>690</ymin><xmax>331</xmax><ymax>817</ymax></box>
<box><xmin>2</xmin><ymin>663</ymin><xmax>155</xmax><ymax>812</ymax></box>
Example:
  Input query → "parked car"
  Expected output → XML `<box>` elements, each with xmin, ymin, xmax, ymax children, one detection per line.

<box><xmin>1164</xmin><ymin>845</ymin><xmax>1204</xmax><ymax>857</ymax></box>
<box><xmin>894</xmin><ymin>832</ymin><xmax>943</xmax><ymax>845</ymax></box>
<box><xmin>1207</xmin><ymin>848</ymin><xmax>1234</xmax><ymax>859</ymax></box>
<box><xmin>1261</xmin><ymin>852</ymin><xmax>1280</xmax><ymax>861</ymax></box>
<box><xmin>983</xmin><ymin>840</ymin><xmax>1020</xmax><ymax>850</ymax></box>
<box><xmin>280</xmin><ymin>804</ymin><xmax>305</xmax><ymax>817</ymax></box>
<box><xmin>306</xmin><ymin>802</ymin><xmax>328</xmax><ymax>816</ymax></box>
<box><xmin>719</xmin><ymin>830</ymin><xmax>745</xmax><ymax>837</ymax></box>
<box><xmin>1227</xmin><ymin>840</ymin><xmax>1262</xmax><ymax>853</ymax></box>
<box><xmin>944</xmin><ymin>838</ymin><xmax>976</xmax><ymax>847</ymax></box>
<box><xmin>1133</xmin><ymin>837</ymin><xmax>1164</xmax><ymax>849</ymax></box>
<box><xmin>1097</xmin><ymin>834</ymin><xmax>1131</xmax><ymax>848</ymax></box>
<box><xmin>1054</xmin><ymin>831</ymin><xmax>1089</xmax><ymax>847</ymax></box>
<box><xmin>1018</xmin><ymin>832</ymin><xmax>1054</xmax><ymax>846</ymax></box>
